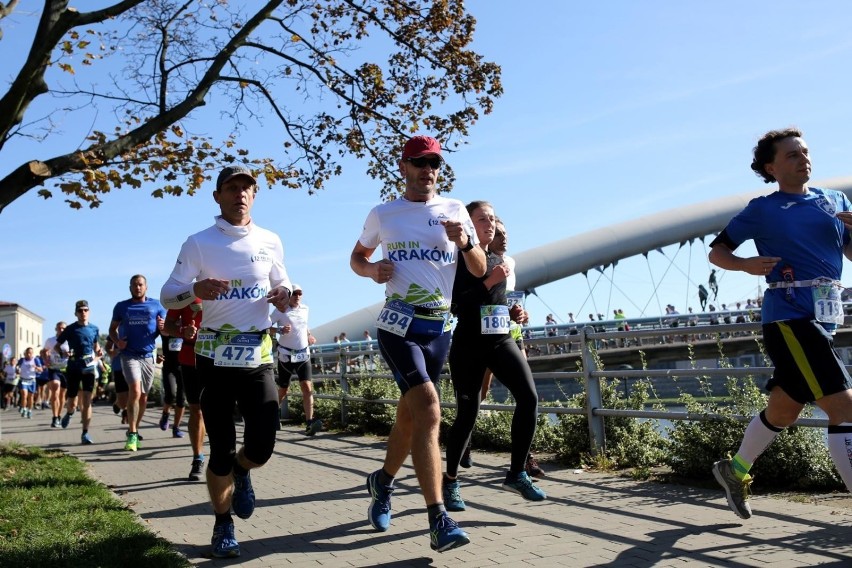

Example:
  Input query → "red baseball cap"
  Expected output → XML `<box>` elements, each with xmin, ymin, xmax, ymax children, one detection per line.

<box><xmin>402</xmin><ymin>136</ymin><xmax>443</xmax><ymax>160</ymax></box>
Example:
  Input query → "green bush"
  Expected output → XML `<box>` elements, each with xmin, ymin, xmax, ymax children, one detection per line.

<box><xmin>340</xmin><ymin>375</ymin><xmax>398</xmax><ymax>436</ymax></box>
<box><xmin>551</xmin><ymin>377</ymin><xmax>668</xmax><ymax>469</ymax></box>
<box><xmin>666</xmin><ymin>376</ymin><xmax>842</xmax><ymax>490</ymax></box>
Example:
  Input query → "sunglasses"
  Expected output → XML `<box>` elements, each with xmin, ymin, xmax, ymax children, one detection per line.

<box><xmin>405</xmin><ymin>157</ymin><xmax>442</xmax><ymax>169</ymax></box>
<box><xmin>293</xmin><ymin>291</ymin><xmax>303</xmax><ymax>296</ymax></box>
<box><xmin>77</xmin><ymin>308</ymin><xmax>89</xmax><ymax>312</ymax></box>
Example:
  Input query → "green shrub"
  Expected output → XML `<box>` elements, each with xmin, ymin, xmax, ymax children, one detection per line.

<box><xmin>551</xmin><ymin>377</ymin><xmax>668</xmax><ymax>469</ymax></box>
<box><xmin>666</xmin><ymin>376</ymin><xmax>842</xmax><ymax>490</ymax></box>
<box><xmin>341</xmin><ymin>375</ymin><xmax>398</xmax><ymax>436</ymax></box>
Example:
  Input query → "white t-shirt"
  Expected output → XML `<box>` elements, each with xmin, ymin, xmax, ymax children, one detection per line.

<box><xmin>4</xmin><ymin>363</ymin><xmax>16</xmax><ymax>383</ymax></box>
<box><xmin>18</xmin><ymin>357</ymin><xmax>39</xmax><ymax>381</ymax></box>
<box><xmin>44</xmin><ymin>336</ymin><xmax>70</xmax><ymax>370</ymax></box>
<box><xmin>271</xmin><ymin>304</ymin><xmax>310</xmax><ymax>351</ymax></box>
<box><xmin>358</xmin><ymin>195</ymin><xmax>476</xmax><ymax>309</ymax></box>
<box><xmin>161</xmin><ymin>216</ymin><xmax>290</xmax><ymax>332</ymax></box>
<box><xmin>503</xmin><ymin>254</ymin><xmax>517</xmax><ymax>292</ymax></box>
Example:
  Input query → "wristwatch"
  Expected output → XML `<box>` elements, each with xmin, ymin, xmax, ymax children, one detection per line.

<box><xmin>460</xmin><ymin>235</ymin><xmax>475</xmax><ymax>252</ymax></box>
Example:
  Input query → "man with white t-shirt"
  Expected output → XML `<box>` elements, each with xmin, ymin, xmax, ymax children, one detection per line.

<box><xmin>270</xmin><ymin>283</ymin><xmax>321</xmax><ymax>436</ymax></box>
<box><xmin>350</xmin><ymin>135</ymin><xmax>486</xmax><ymax>552</ymax></box>
<box><xmin>43</xmin><ymin>321</ymin><xmax>70</xmax><ymax>428</ymax></box>
<box><xmin>161</xmin><ymin>164</ymin><xmax>292</xmax><ymax>559</ymax></box>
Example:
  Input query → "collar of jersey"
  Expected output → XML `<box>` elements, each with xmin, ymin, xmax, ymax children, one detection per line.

<box><xmin>215</xmin><ymin>215</ymin><xmax>253</xmax><ymax>237</ymax></box>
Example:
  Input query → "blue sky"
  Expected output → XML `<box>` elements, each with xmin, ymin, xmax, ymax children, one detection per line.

<box><xmin>3</xmin><ymin>1</ymin><xmax>852</xmax><ymax>345</ymax></box>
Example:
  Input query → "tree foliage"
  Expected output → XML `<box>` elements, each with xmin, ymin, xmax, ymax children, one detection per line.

<box><xmin>0</xmin><ymin>0</ymin><xmax>502</xmax><ymax>212</ymax></box>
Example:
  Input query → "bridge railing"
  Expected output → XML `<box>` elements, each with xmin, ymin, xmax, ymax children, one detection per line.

<box><xmin>292</xmin><ymin>319</ymin><xmax>841</xmax><ymax>455</ymax></box>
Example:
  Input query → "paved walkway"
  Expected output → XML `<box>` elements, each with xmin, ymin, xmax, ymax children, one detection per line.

<box><xmin>2</xmin><ymin>403</ymin><xmax>852</xmax><ymax>567</ymax></box>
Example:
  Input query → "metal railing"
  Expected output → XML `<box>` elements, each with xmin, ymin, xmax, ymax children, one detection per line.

<box><xmin>288</xmin><ymin>320</ymin><xmax>838</xmax><ymax>455</ymax></box>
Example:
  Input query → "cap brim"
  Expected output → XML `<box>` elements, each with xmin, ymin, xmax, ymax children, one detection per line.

<box><xmin>221</xmin><ymin>173</ymin><xmax>257</xmax><ymax>186</ymax></box>
<box><xmin>406</xmin><ymin>152</ymin><xmax>443</xmax><ymax>160</ymax></box>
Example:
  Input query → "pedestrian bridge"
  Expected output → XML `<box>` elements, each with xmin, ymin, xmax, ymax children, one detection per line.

<box><xmin>312</xmin><ymin>176</ymin><xmax>852</xmax><ymax>343</ymax></box>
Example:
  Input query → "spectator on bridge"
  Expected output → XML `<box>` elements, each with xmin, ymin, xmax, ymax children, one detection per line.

<box><xmin>708</xmin><ymin>304</ymin><xmax>720</xmax><ymax>325</ymax></box>
<box><xmin>545</xmin><ymin>314</ymin><xmax>560</xmax><ymax>354</ymax></box>
<box><xmin>614</xmin><ymin>309</ymin><xmax>629</xmax><ymax>347</ymax></box>
<box><xmin>687</xmin><ymin>307</ymin><xmax>700</xmax><ymax>341</ymax></box>
<box><xmin>698</xmin><ymin>284</ymin><xmax>709</xmax><ymax>311</ymax></box>
<box><xmin>735</xmin><ymin>302</ymin><xmax>747</xmax><ymax>326</ymax></box>
<box><xmin>709</xmin><ymin>269</ymin><xmax>719</xmax><ymax>300</ymax></box>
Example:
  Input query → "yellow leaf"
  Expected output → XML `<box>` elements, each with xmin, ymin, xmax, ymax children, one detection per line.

<box><xmin>59</xmin><ymin>63</ymin><xmax>75</xmax><ymax>75</ymax></box>
<box><xmin>291</xmin><ymin>34</ymin><xmax>301</xmax><ymax>42</ymax></box>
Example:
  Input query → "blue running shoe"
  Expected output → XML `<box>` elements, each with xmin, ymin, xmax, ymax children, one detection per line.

<box><xmin>232</xmin><ymin>471</ymin><xmax>255</xmax><ymax>520</ymax></box>
<box><xmin>429</xmin><ymin>513</ymin><xmax>470</xmax><ymax>552</ymax></box>
<box><xmin>443</xmin><ymin>478</ymin><xmax>466</xmax><ymax>512</ymax></box>
<box><xmin>502</xmin><ymin>471</ymin><xmax>547</xmax><ymax>501</ymax></box>
<box><xmin>172</xmin><ymin>427</ymin><xmax>185</xmax><ymax>438</ymax></box>
<box><xmin>366</xmin><ymin>470</ymin><xmax>393</xmax><ymax>532</ymax></box>
<box><xmin>60</xmin><ymin>412</ymin><xmax>73</xmax><ymax>429</ymax></box>
<box><xmin>158</xmin><ymin>413</ymin><xmax>169</xmax><ymax>431</ymax></box>
<box><xmin>211</xmin><ymin>522</ymin><xmax>240</xmax><ymax>558</ymax></box>
<box><xmin>81</xmin><ymin>432</ymin><xmax>93</xmax><ymax>445</ymax></box>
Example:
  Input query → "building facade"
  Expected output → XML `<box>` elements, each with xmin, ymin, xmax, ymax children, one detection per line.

<box><xmin>0</xmin><ymin>302</ymin><xmax>44</xmax><ymax>363</ymax></box>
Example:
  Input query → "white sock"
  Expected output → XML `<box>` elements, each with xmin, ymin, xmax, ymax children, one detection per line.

<box><xmin>827</xmin><ymin>425</ymin><xmax>852</xmax><ymax>491</ymax></box>
<box><xmin>736</xmin><ymin>410</ymin><xmax>783</xmax><ymax>464</ymax></box>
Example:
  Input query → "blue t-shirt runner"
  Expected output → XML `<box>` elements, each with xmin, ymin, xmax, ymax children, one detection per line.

<box><xmin>112</xmin><ymin>297</ymin><xmax>167</xmax><ymax>356</ymax></box>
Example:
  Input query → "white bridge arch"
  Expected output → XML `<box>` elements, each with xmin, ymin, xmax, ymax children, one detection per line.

<box><xmin>312</xmin><ymin>177</ymin><xmax>852</xmax><ymax>343</ymax></box>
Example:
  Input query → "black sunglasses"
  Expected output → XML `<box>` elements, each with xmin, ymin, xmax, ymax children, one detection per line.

<box><xmin>405</xmin><ymin>156</ymin><xmax>442</xmax><ymax>169</ymax></box>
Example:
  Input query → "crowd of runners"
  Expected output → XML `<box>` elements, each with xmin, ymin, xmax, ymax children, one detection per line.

<box><xmin>4</xmin><ymin>128</ymin><xmax>852</xmax><ymax>559</ymax></box>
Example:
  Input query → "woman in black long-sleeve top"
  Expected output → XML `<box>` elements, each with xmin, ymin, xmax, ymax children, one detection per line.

<box><xmin>442</xmin><ymin>200</ymin><xmax>545</xmax><ymax>512</ymax></box>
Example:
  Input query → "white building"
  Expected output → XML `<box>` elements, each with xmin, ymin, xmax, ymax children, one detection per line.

<box><xmin>0</xmin><ymin>301</ymin><xmax>44</xmax><ymax>363</ymax></box>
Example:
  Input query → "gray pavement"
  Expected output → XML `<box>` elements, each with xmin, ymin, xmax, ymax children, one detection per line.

<box><xmin>2</xmin><ymin>402</ymin><xmax>852</xmax><ymax>567</ymax></box>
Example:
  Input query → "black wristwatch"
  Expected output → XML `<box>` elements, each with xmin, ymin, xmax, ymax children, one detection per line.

<box><xmin>460</xmin><ymin>235</ymin><xmax>475</xmax><ymax>252</ymax></box>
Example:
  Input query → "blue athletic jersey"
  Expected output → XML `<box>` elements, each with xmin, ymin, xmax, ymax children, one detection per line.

<box><xmin>35</xmin><ymin>356</ymin><xmax>48</xmax><ymax>380</ymax></box>
<box><xmin>722</xmin><ymin>187</ymin><xmax>851</xmax><ymax>324</ymax></box>
<box><xmin>57</xmin><ymin>322</ymin><xmax>101</xmax><ymax>371</ymax></box>
<box><xmin>112</xmin><ymin>298</ymin><xmax>167</xmax><ymax>357</ymax></box>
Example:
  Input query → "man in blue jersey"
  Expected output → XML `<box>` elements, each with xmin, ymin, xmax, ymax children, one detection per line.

<box><xmin>110</xmin><ymin>275</ymin><xmax>166</xmax><ymax>452</ymax></box>
<box><xmin>56</xmin><ymin>300</ymin><xmax>103</xmax><ymax>444</ymax></box>
<box><xmin>710</xmin><ymin>128</ymin><xmax>852</xmax><ymax>519</ymax></box>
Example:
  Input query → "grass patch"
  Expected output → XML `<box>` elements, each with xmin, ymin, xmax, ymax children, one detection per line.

<box><xmin>0</xmin><ymin>442</ymin><xmax>188</xmax><ymax>568</ymax></box>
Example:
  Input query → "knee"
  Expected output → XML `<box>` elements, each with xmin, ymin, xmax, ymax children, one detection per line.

<box><xmin>243</xmin><ymin>445</ymin><xmax>274</xmax><ymax>468</ymax></box>
<box><xmin>414</xmin><ymin>401</ymin><xmax>441</xmax><ymax>430</ymax></box>
<box><xmin>209</xmin><ymin>449</ymin><xmax>237</xmax><ymax>477</ymax></box>
<box><xmin>763</xmin><ymin>407</ymin><xmax>798</xmax><ymax>429</ymax></box>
